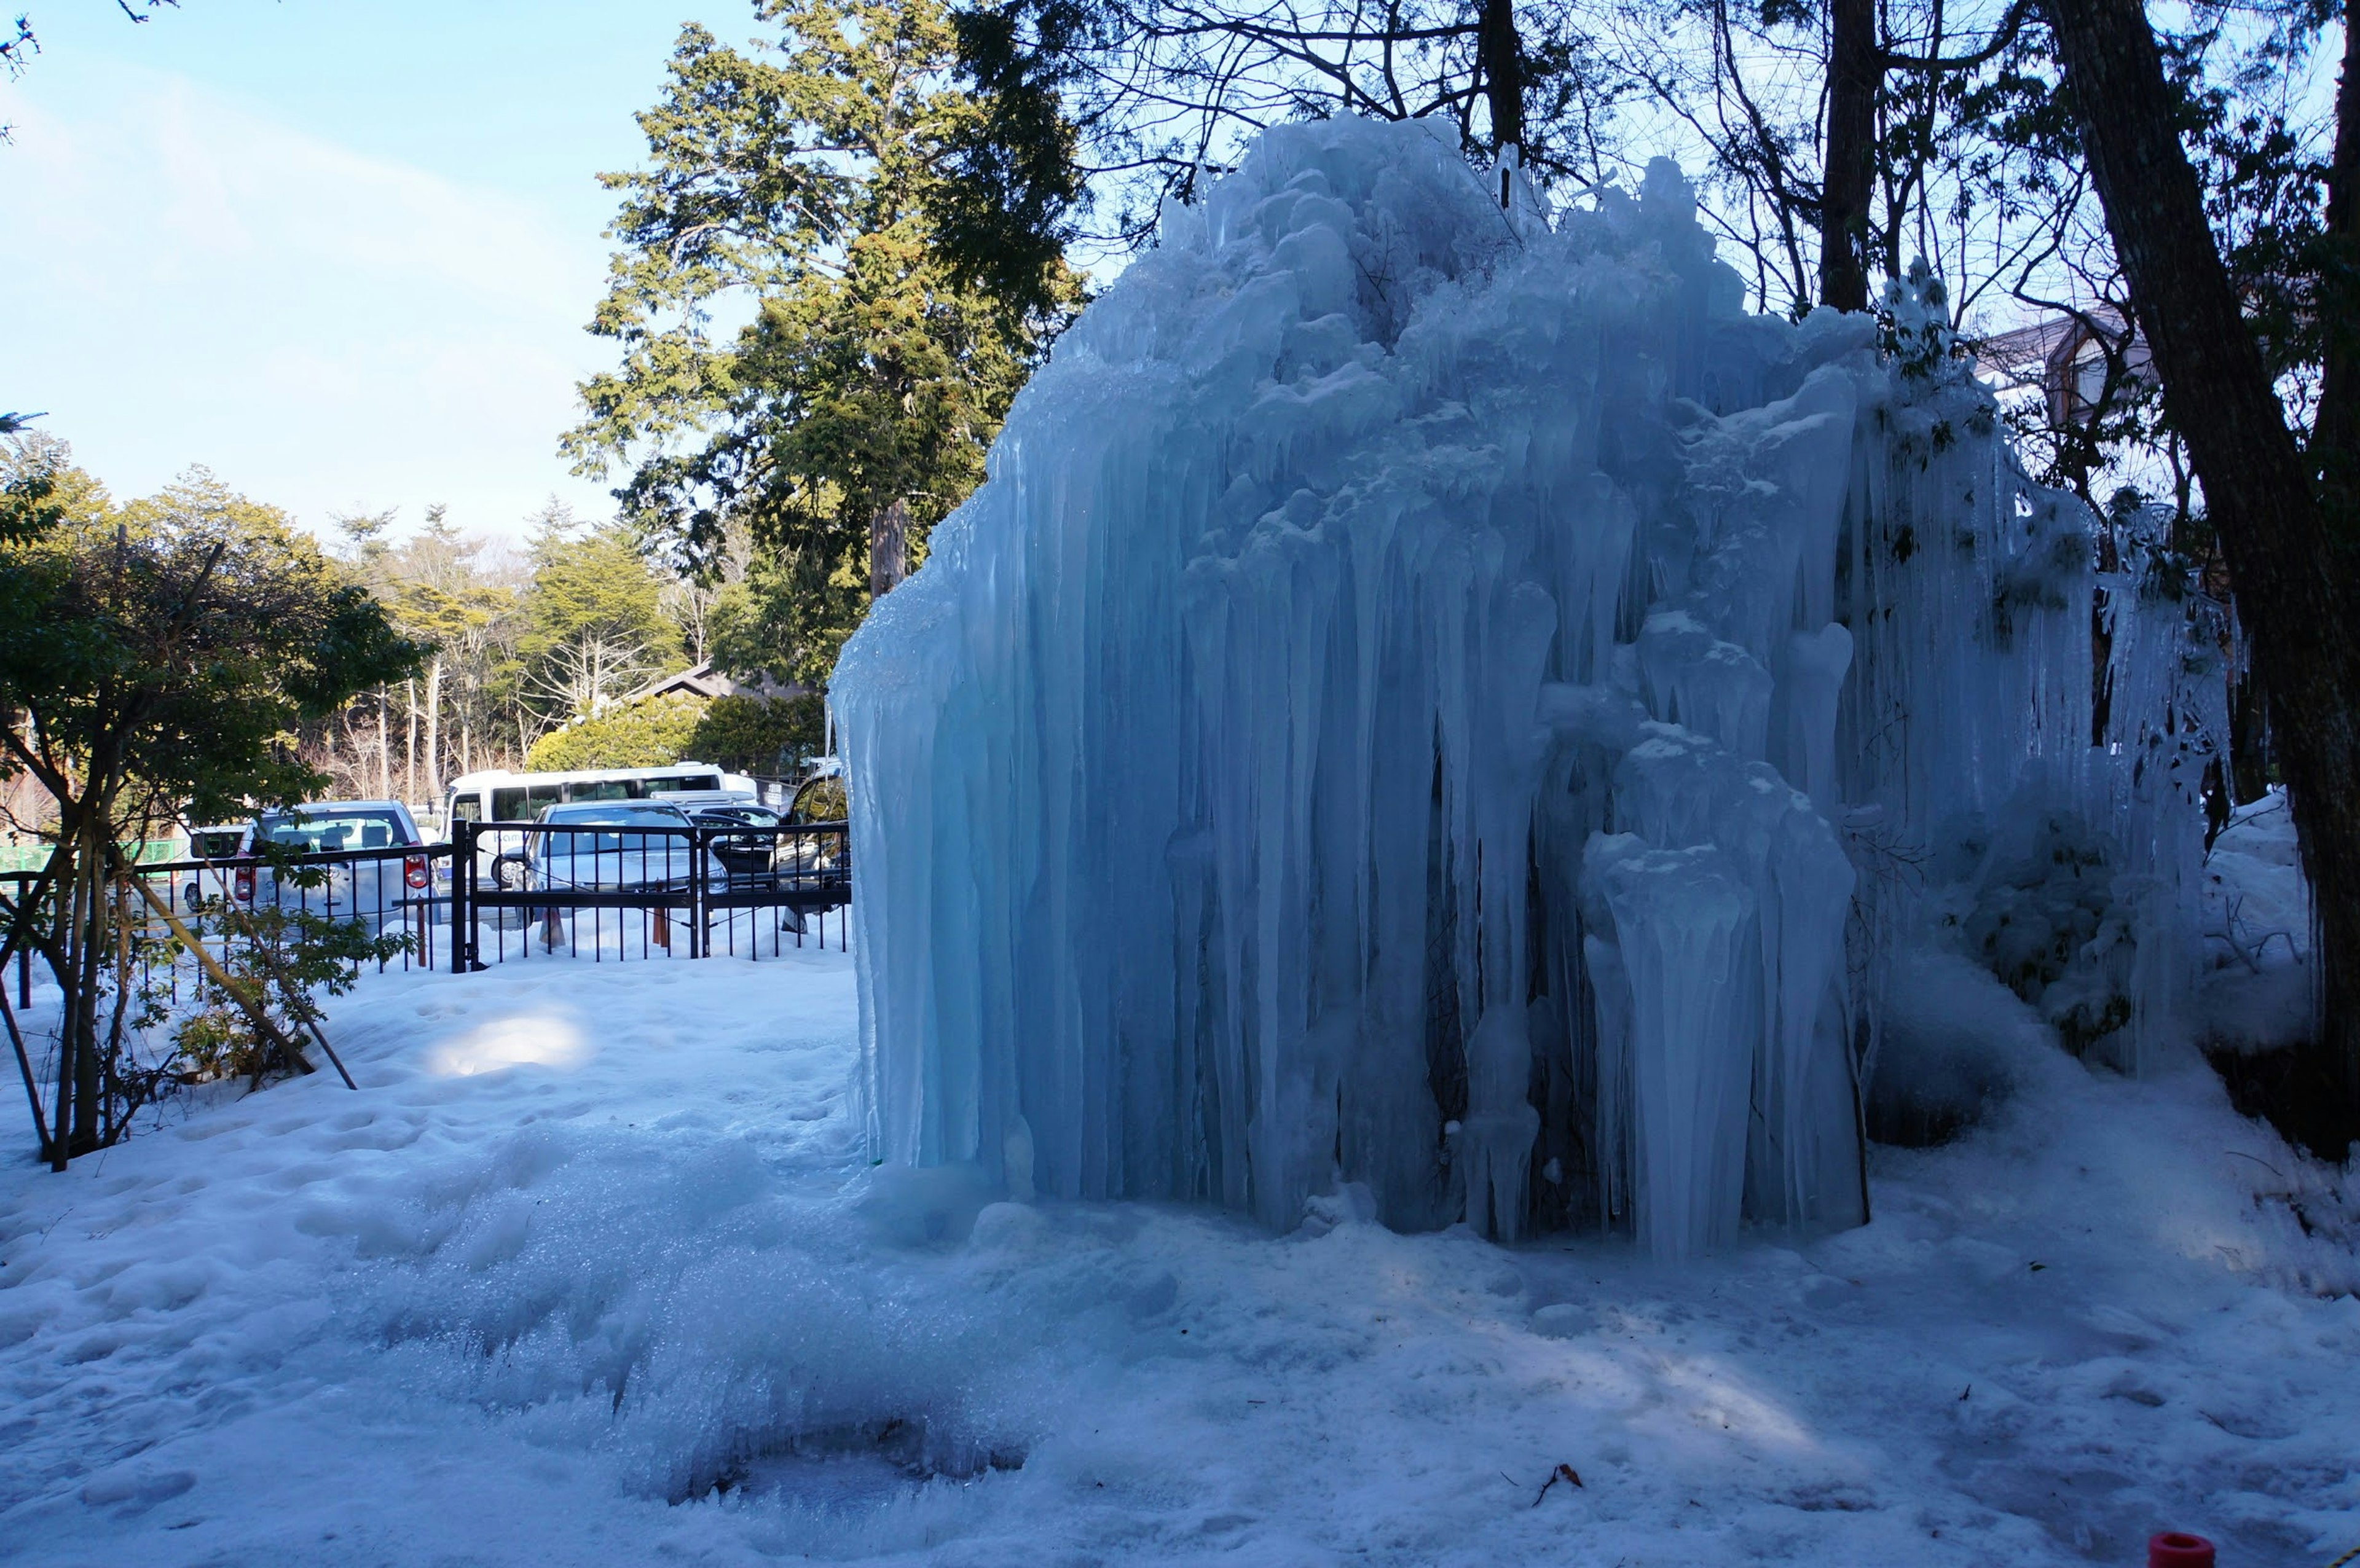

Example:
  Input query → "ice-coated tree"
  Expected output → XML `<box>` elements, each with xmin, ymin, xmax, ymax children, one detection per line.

<box><xmin>2037</xmin><ymin>0</ymin><xmax>2360</xmax><ymax>1155</ymax></box>
<box><xmin>565</xmin><ymin>0</ymin><xmax>1079</xmax><ymax>689</ymax></box>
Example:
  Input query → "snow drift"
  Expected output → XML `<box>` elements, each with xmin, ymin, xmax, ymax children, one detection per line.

<box><xmin>833</xmin><ymin>117</ymin><xmax>2217</xmax><ymax>1258</ymax></box>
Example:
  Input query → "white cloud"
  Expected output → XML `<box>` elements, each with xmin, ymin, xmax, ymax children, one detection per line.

<box><xmin>1</xmin><ymin>60</ymin><xmax>623</xmax><ymax>540</ymax></box>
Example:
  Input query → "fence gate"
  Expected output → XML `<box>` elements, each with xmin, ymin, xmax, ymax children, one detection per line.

<box><xmin>449</xmin><ymin>818</ymin><xmax>850</xmax><ymax>970</ymax></box>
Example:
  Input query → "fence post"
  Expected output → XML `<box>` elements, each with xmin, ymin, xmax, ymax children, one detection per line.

<box><xmin>452</xmin><ymin>821</ymin><xmax>473</xmax><ymax>973</ymax></box>
<box><xmin>689</xmin><ymin>825</ymin><xmax>706</xmax><ymax>961</ymax></box>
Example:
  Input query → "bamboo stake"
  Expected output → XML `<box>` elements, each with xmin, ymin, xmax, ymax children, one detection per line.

<box><xmin>0</xmin><ymin>981</ymin><xmax>53</xmax><ymax>1163</ymax></box>
<box><xmin>193</xmin><ymin>858</ymin><xmax>368</xmax><ymax>1089</ymax></box>
<box><xmin>190</xmin><ymin>864</ymin><xmax>365</xmax><ymax>1092</ymax></box>
<box><xmin>125</xmin><ymin>874</ymin><xmax>323</xmax><ymax>1081</ymax></box>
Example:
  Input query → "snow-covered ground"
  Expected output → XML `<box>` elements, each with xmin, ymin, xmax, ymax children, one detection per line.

<box><xmin>3</xmin><ymin>899</ymin><xmax>2357</xmax><ymax>1566</ymax></box>
<box><xmin>2200</xmin><ymin>792</ymin><xmax>2314</xmax><ymax>1052</ymax></box>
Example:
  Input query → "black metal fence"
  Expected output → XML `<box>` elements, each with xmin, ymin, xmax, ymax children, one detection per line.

<box><xmin>2</xmin><ymin>843</ymin><xmax>454</xmax><ymax>1009</ymax></box>
<box><xmin>0</xmin><ymin>821</ymin><xmax>850</xmax><ymax>1008</ymax></box>
<box><xmin>450</xmin><ymin>818</ymin><xmax>850</xmax><ymax>970</ymax></box>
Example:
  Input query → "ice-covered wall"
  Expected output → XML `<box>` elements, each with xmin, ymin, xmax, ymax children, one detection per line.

<box><xmin>833</xmin><ymin>117</ymin><xmax>2203</xmax><ymax>1258</ymax></box>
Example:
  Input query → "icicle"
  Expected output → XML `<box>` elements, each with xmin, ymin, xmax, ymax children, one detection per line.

<box><xmin>832</xmin><ymin>117</ymin><xmax>2212</xmax><ymax>1259</ymax></box>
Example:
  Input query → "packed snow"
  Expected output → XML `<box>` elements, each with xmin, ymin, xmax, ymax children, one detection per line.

<box><xmin>6</xmin><ymin>116</ymin><xmax>2348</xmax><ymax>1568</ymax></box>
<box><xmin>833</xmin><ymin>116</ymin><xmax>2220</xmax><ymax>1258</ymax></box>
<box><xmin>1</xmin><ymin>825</ymin><xmax>2356</xmax><ymax>1565</ymax></box>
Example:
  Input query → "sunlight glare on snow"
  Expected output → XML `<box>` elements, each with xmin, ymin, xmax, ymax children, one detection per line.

<box><xmin>1650</xmin><ymin>1352</ymin><xmax>1815</xmax><ymax>1452</ymax></box>
<box><xmin>427</xmin><ymin>1012</ymin><xmax>591</xmax><ymax>1076</ymax></box>
<box><xmin>1511</xmin><ymin>1324</ymin><xmax>1819</xmax><ymax>1456</ymax></box>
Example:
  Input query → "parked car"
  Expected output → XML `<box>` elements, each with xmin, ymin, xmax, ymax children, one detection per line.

<box><xmin>491</xmin><ymin>801</ymin><xmax>710</xmax><ymax>896</ymax></box>
<box><xmin>490</xmin><ymin>801</ymin><xmax>716</xmax><ymax>949</ymax></box>
<box><xmin>177</xmin><ymin>821</ymin><xmax>254</xmax><ymax>910</ymax></box>
<box><xmin>785</xmin><ymin>762</ymin><xmax>848</xmax><ymax>825</ymax></box>
<box><xmin>242</xmin><ymin>801</ymin><xmax>431</xmax><ymax>931</ymax></box>
<box><xmin>683</xmin><ymin>803</ymin><xmax>789</xmax><ymax>880</ymax></box>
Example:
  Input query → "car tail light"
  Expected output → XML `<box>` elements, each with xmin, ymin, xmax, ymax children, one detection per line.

<box><xmin>404</xmin><ymin>853</ymin><xmax>429</xmax><ymax>890</ymax></box>
<box><xmin>233</xmin><ymin>865</ymin><xmax>254</xmax><ymax>902</ymax></box>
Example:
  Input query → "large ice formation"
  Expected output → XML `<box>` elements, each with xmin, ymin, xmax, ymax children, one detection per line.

<box><xmin>833</xmin><ymin>117</ymin><xmax>2219</xmax><ymax>1258</ymax></box>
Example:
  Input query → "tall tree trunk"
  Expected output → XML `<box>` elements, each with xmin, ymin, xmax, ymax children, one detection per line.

<box><xmin>870</xmin><ymin>498</ymin><xmax>911</xmax><ymax>600</ymax></box>
<box><xmin>1475</xmin><ymin>0</ymin><xmax>1525</xmax><ymax>154</ymax></box>
<box><xmin>67</xmin><ymin>813</ymin><xmax>104</xmax><ymax>1156</ymax></box>
<box><xmin>2316</xmin><ymin>9</ymin><xmax>2359</xmax><ymax>497</ymax></box>
<box><xmin>2043</xmin><ymin>0</ymin><xmax>2360</xmax><ymax>1151</ymax></box>
<box><xmin>376</xmin><ymin>690</ymin><xmax>391</xmax><ymax>799</ymax></box>
<box><xmin>1820</xmin><ymin>0</ymin><xmax>1879</xmax><ymax>312</ymax></box>
<box><xmin>404</xmin><ymin>676</ymin><xmax>419</xmax><ymax>807</ymax></box>
<box><xmin>423</xmin><ymin>656</ymin><xmax>443</xmax><ymax>807</ymax></box>
<box><xmin>47</xmin><ymin>836</ymin><xmax>77</xmax><ymax>1171</ymax></box>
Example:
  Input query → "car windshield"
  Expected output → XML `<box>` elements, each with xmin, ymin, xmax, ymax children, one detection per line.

<box><xmin>702</xmin><ymin>807</ymin><xmax>784</xmax><ymax>828</ymax></box>
<box><xmin>258</xmin><ymin>809</ymin><xmax>409</xmax><ymax>852</ymax></box>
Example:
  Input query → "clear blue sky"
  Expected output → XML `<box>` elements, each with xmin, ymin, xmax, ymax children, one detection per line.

<box><xmin>1</xmin><ymin>0</ymin><xmax>749</xmax><ymax>543</ymax></box>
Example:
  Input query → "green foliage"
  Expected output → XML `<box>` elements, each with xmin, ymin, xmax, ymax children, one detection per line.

<box><xmin>706</xmin><ymin>543</ymin><xmax>865</xmax><ymax>688</ymax></box>
<box><xmin>686</xmin><ymin>692</ymin><xmax>825</xmax><ymax>774</ymax></box>
<box><xmin>0</xmin><ymin>442</ymin><xmax>419</xmax><ymax>1158</ymax></box>
<box><xmin>170</xmin><ymin>875</ymin><xmax>412</xmax><ymax>1085</ymax></box>
<box><xmin>566</xmin><ymin>0</ymin><xmax>1080</xmax><ymax>686</ymax></box>
<box><xmin>0</xmin><ymin>451</ymin><xmax>423</xmax><ymax>828</ymax></box>
<box><xmin>391</xmin><ymin>510</ymin><xmax>515</xmax><ymax>662</ymax></box>
<box><xmin>519</xmin><ymin>509</ymin><xmax>674</xmax><ymax>661</ymax></box>
<box><xmin>934</xmin><ymin>0</ymin><xmax>1089</xmax><ymax>316</ymax></box>
<box><xmin>523</xmin><ymin>691</ymin><xmax>709</xmax><ymax>771</ymax></box>
<box><xmin>500</xmin><ymin>505</ymin><xmax>686</xmax><ymax>723</ymax></box>
<box><xmin>169</xmin><ymin>1008</ymin><xmax>259</xmax><ymax>1083</ymax></box>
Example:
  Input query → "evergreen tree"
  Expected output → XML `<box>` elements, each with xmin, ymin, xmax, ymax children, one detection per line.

<box><xmin>565</xmin><ymin>0</ymin><xmax>1080</xmax><ymax>688</ymax></box>
<box><xmin>516</xmin><ymin>503</ymin><xmax>678</xmax><ymax>722</ymax></box>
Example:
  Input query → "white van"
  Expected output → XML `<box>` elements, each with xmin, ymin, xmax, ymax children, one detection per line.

<box><xmin>442</xmin><ymin>763</ymin><xmax>760</xmax><ymax>830</ymax></box>
<box><xmin>441</xmin><ymin>763</ymin><xmax>759</xmax><ymax>879</ymax></box>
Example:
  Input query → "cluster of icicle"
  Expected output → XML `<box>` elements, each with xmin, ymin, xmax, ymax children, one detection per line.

<box><xmin>833</xmin><ymin>117</ymin><xmax>2212</xmax><ymax>1260</ymax></box>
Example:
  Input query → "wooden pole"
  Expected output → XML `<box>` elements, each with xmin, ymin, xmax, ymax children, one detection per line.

<box><xmin>125</xmin><ymin>874</ymin><xmax>321</xmax><ymax>1080</ymax></box>
<box><xmin>189</xmin><ymin>867</ymin><xmax>365</xmax><ymax>1092</ymax></box>
<box><xmin>0</xmin><ymin>981</ymin><xmax>53</xmax><ymax>1164</ymax></box>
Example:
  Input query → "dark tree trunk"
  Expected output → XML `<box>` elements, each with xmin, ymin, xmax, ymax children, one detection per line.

<box><xmin>1820</xmin><ymin>0</ymin><xmax>1879</xmax><ymax>312</ymax></box>
<box><xmin>2316</xmin><ymin>7</ymin><xmax>2359</xmax><ymax>491</ymax></box>
<box><xmin>2043</xmin><ymin>0</ymin><xmax>2360</xmax><ymax>1152</ymax></box>
<box><xmin>47</xmin><ymin>848</ymin><xmax>75</xmax><ymax>1172</ymax></box>
<box><xmin>1475</xmin><ymin>0</ymin><xmax>1525</xmax><ymax>153</ymax></box>
<box><xmin>2228</xmin><ymin>667</ymin><xmax>2272</xmax><ymax>806</ymax></box>
<box><xmin>68</xmin><ymin>820</ymin><xmax>104</xmax><ymax>1156</ymax></box>
<box><xmin>870</xmin><ymin>497</ymin><xmax>911</xmax><ymax>600</ymax></box>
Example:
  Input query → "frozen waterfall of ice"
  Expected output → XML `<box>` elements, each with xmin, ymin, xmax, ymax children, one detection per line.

<box><xmin>832</xmin><ymin>117</ymin><xmax>2215</xmax><ymax>1258</ymax></box>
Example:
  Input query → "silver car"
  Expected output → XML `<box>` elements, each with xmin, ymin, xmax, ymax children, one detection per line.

<box><xmin>492</xmin><ymin>801</ymin><xmax>712</xmax><ymax>893</ymax></box>
<box><xmin>243</xmin><ymin>801</ymin><xmax>431</xmax><ymax>931</ymax></box>
<box><xmin>492</xmin><ymin>801</ymin><xmax>716</xmax><ymax>950</ymax></box>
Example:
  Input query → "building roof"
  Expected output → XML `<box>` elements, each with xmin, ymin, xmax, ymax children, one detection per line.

<box><xmin>626</xmin><ymin>661</ymin><xmax>804</xmax><ymax>705</ymax></box>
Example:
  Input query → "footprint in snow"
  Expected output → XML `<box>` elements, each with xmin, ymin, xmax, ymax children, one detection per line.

<box><xmin>81</xmin><ymin>1469</ymin><xmax>197</xmax><ymax>1515</ymax></box>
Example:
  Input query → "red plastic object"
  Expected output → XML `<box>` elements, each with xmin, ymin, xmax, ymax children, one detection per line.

<box><xmin>2149</xmin><ymin>1532</ymin><xmax>2215</xmax><ymax>1568</ymax></box>
<box><xmin>404</xmin><ymin>853</ymin><xmax>430</xmax><ymax>890</ymax></box>
<box><xmin>233</xmin><ymin>864</ymin><xmax>254</xmax><ymax>903</ymax></box>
